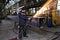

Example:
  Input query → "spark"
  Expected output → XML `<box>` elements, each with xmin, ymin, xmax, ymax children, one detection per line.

<box><xmin>33</xmin><ymin>0</ymin><xmax>53</xmax><ymax>18</ymax></box>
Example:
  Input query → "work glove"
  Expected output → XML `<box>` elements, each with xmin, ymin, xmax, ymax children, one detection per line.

<box><xmin>28</xmin><ymin>17</ymin><xmax>32</xmax><ymax>20</ymax></box>
<box><xmin>28</xmin><ymin>17</ymin><xmax>34</xmax><ymax>22</ymax></box>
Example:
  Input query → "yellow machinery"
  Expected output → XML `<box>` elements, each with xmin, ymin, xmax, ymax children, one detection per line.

<box><xmin>52</xmin><ymin>9</ymin><xmax>56</xmax><ymax>26</ymax></box>
<box><xmin>25</xmin><ymin>0</ymin><xmax>59</xmax><ymax>26</ymax></box>
<box><xmin>33</xmin><ymin>0</ymin><xmax>58</xmax><ymax>26</ymax></box>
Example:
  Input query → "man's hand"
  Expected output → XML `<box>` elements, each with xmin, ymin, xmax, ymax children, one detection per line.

<box><xmin>28</xmin><ymin>17</ymin><xmax>33</xmax><ymax>20</ymax></box>
<box><xmin>18</xmin><ymin>26</ymin><xmax>20</xmax><ymax>28</ymax></box>
<box><xmin>28</xmin><ymin>17</ymin><xmax>32</xmax><ymax>20</ymax></box>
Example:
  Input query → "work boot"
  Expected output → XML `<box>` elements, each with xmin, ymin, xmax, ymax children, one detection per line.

<box><xmin>20</xmin><ymin>38</ymin><xmax>22</xmax><ymax>40</ymax></box>
<box><xmin>19</xmin><ymin>38</ymin><xmax>22</xmax><ymax>40</ymax></box>
<box><xmin>23</xmin><ymin>35</ymin><xmax>28</xmax><ymax>37</ymax></box>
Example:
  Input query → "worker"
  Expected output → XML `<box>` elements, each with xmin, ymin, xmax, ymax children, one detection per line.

<box><xmin>18</xmin><ymin>9</ymin><xmax>28</xmax><ymax>40</ymax></box>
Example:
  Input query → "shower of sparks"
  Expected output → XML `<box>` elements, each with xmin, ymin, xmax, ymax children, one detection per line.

<box><xmin>33</xmin><ymin>0</ymin><xmax>55</xmax><ymax>18</ymax></box>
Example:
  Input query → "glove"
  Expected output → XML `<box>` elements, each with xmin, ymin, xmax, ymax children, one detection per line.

<box><xmin>28</xmin><ymin>17</ymin><xmax>32</xmax><ymax>20</ymax></box>
<box><xmin>18</xmin><ymin>26</ymin><xmax>20</xmax><ymax>28</ymax></box>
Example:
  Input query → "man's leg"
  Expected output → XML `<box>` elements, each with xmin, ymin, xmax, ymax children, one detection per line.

<box><xmin>23</xmin><ymin>26</ymin><xmax>27</xmax><ymax>37</ymax></box>
<box><xmin>19</xmin><ymin>27</ymin><xmax>23</xmax><ymax>40</ymax></box>
<box><xmin>23</xmin><ymin>29</ymin><xmax>27</xmax><ymax>37</ymax></box>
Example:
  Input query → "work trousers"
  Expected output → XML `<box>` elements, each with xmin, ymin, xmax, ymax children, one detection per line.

<box><xmin>19</xmin><ymin>25</ymin><xmax>27</xmax><ymax>39</ymax></box>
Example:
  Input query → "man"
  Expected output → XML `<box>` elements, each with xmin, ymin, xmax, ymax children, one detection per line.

<box><xmin>18</xmin><ymin>9</ymin><xmax>28</xmax><ymax>40</ymax></box>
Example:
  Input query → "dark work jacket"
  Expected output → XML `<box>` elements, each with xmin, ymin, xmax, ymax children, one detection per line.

<box><xmin>18</xmin><ymin>13</ymin><xmax>28</xmax><ymax>26</ymax></box>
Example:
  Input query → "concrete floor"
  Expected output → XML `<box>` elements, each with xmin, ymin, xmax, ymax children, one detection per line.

<box><xmin>0</xmin><ymin>20</ymin><xmax>60</xmax><ymax>40</ymax></box>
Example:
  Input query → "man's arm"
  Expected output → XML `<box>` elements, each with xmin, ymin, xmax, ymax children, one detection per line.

<box><xmin>22</xmin><ymin>15</ymin><xmax>28</xmax><ymax>20</ymax></box>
